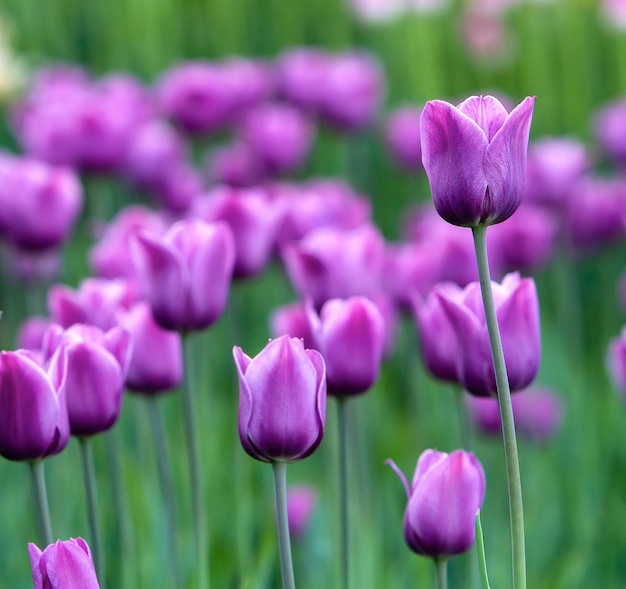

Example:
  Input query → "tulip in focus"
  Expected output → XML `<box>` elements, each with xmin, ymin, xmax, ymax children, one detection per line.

<box><xmin>421</xmin><ymin>94</ymin><xmax>534</xmax><ymax>227</ymax></box>
<box><xmin>388</xmin><ymin>449</ymin><xmax>486</xmax><ymax>558</ymax></box>
<box><xmin>29</xmin><ymin>537</ymin><xmax>100</xmax><ymax>589</ymax></box>
<box><xmin>233</xmin><ymin>335</ymin><xmax>326</xmax><ymax>462</ymax></box>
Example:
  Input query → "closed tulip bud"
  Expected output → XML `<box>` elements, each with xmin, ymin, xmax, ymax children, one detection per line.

<box><xmin>388</xmin><ymin>449</ymin><xmax>486</xmax><ymax>558</ymax></box>
<box><xmin>133</xmin><ymin>219</ymin><xmax>235</xmax><ymax>332</ymax></box>
<box><xmin>308</xmin><ymin>296</ymin><xmax>385</xmax><ymax>397</ymax></box>
<box><xmin>233</xmin><ymin>335</ymin><xmax>326</xmax><ymax>463</ymax></box>
<box><xmin>117</xmin><ymin>302</ymin><xmax>183</xmax><ymax>394</ymax></box>
<box><xmin>385</xmin><ymin>106</ymin><xmax>424</xmax><ymax>171</ymax></box>
<box><xmin>42</xmin><ymin>324</ymin><xmax>131</xmax><ymax>437</ymax></box>
<box><xmin>594</xmin><ymin>98</ymin><xmax>626</xmax><ymax>168</ymax></box>
<box><xmin>0</xmin><ymin>349</ymin><xmax>69</xmax><ymax>461</ymax></box>
<box><xmin>29</xmin><ymin>537</ymin><xmax>100</xmax><ymax>589</ymax></box>
<box><xmin>421</xmin><ymin>95</ymin><xmax>534</xmax><ymax>227</ymax></box>
<box><xmin>276</xmin><ymin>48</ymin><xmax>328</xmax><ymax>113</ymax></box>
<box><xmin>432</xmin><ymin>273</ymin><xmax>541</xmax><ymax>396</ymax></box>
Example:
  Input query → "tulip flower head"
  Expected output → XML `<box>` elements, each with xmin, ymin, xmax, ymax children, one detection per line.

<box><xmin>233</xmin><ymin>335</ymin><xmax>326</xmax><ymax>463</ymax></box>
<box><xmin>388</xmin><ymin>449</ymin><xmax>486</xmax><ymax>558</ymax></box>
<box><xmin>29</xmin><ymin>537</ymin><xmax>100</xmax><ymax>589</ymax></box>
<box><xmin>421</xmin><ymin>94</ymin><xmax>535</xmax><ymax>227</ymax></box>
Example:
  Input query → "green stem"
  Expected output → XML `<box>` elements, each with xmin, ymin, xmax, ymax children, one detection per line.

<box><xmin>475</xmin><ymin>510</ymin><xmax>492</xmax><ymax>589</ymax></box>
<box><xmin>147</xmin><ymin>397</ymin><xmax>181</xmax><ymax>589</ymax></box>
<box><xmin>434</xmin><ymin>558</ymin><xmax>448</xmax><ymax>589</ymax></box>
<box><xmin>79</xmin><ymin>437</ymin><xmax>105</xmax><ymax>589</ymax></box>
<box><xmin>182</xmin><ymin>334</ymin><xmax>209</xmax><ymax>589</ymax></box>
<box><xmin>471</xmin><ymin>225</ymin><xmax>526</xmax><ymax>589</ymax></box>
<box><xmin>28</xmin><ymin>460</ymin><xmax>53</xmax><ymax>546</ymax></box>
<box><xmin>271</xmin><ymin>461</ymin><xmax>296</xmax><ymax>589</ymax></box>
<box><xmin>453</xmin><ymin>386</ymin><xmax>473</xmax><ymax>450</ymax></box>
<box><xmin>337</xmin><ymin>397</ymin><xmax>350</xmax><ymax>589</ymax></box>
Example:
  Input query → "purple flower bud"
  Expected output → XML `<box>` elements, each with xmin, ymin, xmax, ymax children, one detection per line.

<box><xmin>48</xmin><ymin>277</ymin><xmax>138</xmax><ymax>331</ymax></box>
<box><xmin>287</xmin><ymin>485</ymin><xmax>317</xmax><ymax>539</ymax></box>
<box><xmin>222</xmin><ymin>58</ymin><xmax>275</xmax><ymax>115</ymax></box>
<box><xmin>206</xmin><ymin>141</ymin><xmax>267</xmax><ymax>188</ymax></box>
<box><xmin>238</xmin><ymin>103</ymin><xmax>315</xmax><ymax>175</ymax></box>
<box><xmin>308</xmin><ymin>296</ymin><xmax>385</xmax><ymax>397</ymax></box>
<box><xmin>430</xmin><ymin>273</ymin><xmax>541</xmax><ymax>396</ymax></box>
<box><xmin>388</xmin><ymin>449</ymin><xmax>486</xmax><ymax>558</ymax></box>
<box><xmin>133</xmin><ymin>219</ymin><xmax>235</xmax><ymax>332</ymax></box>
<box><xmin>0</xmin><ymin>155</ymin><xmax>83</xmax><ymax>250</ymax></box>
<box><xmin>385</xmin><ymin>106</ymin><xmax>424</xmax><ymax>171</ymax></box>
<box><xmin>0</xmin><ymin>349</ymin><xmax>69</xmax><ymax>461</ymax></box>
<box><xmin>233</xmin><ymin>335</ymin><xmax>326</xmax><ymax>463</ymax></box>
<box><xmin>29</xmin><ymin>537</ymin><xmax>100</xmax><ymax>589</ymax></box>
<box><xmin>282</xmin><ymin>224</ymin><xmax>385</xmax><ymax>309</ymax></box>
<box><xmin>269</xmin><ymin>301</ymin><xmax>316</xmax><ymax>350</ymax></box>
<box><xmin>466</xmin><ymin>388</ymin><xmax>564</xmax><ymax>442</ymax></box>
<box><xmin>594</xmin><ymin>98</ymin><xmax>626</xmax><ymax>168</ymax></box>
<box><xmin>421</xmin><ymin>95</ymin><xmax>535</xmax><ymax>227</ymax></box>
<box><xmin>149</xmin><ymin>162</ymin><xmax>203</xmax><ymax>214</ymax></box>
<box><xmin>117</xmin><ymin>302</ymin><xmax>183</xmax><ymax>394</ymax></box>
<box><xmin>42</xmin><ymin>324</ymin><xmax>131</xmax><ymax>437</ymax></box>
<box><xmin>276</xmin><ymin>48</ymin><xmax>328</xmax><ymax>113</ymax></box>
<box><xmin>192</xmin><ymin>186</ymin><xmax>283</xmax><ymax>279</ymax></box>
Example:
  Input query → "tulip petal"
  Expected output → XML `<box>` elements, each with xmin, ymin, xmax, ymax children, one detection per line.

<box><xmin>457</xmin><ymin>95</ymin><xmax>508</xmax><ymax>141</ymax></box>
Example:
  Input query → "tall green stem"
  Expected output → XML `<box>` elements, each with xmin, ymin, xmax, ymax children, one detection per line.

<box><xmin>434</xmin><ymin>558</ymin><xmax>448</xmax><ymax>589</ymax></box>
<box><xmin>475</xmin><ymin>510</ymin><xmax>492</xmax><ymax>589</ymax></box>
<box><xmin>471</xmin><ymin>225</ymin><xmax>526</xmax><ymax>589</ymax></box>
<box><xmin>79</xmin><ymin>437</ymin><xmax>105</xmax><ymax>588</ymax></box>
<box><xmin>271</xmin><ymin>461</ymin><xmax>296</xmax><ymax>589</ymax></box>
<box><xmin>29</xmin><ymin>460</ymin><xmax>53</xmax><ymax>546</ymax></box>
<box><xmin>337</xmin><ymin>397</ymin><xmax>350</xmax><ymax>589</ymax></box>
<box><xmin>182</xmin><ymin>334</ymin><xmax>209</xmax><ymax>589</ymax></box>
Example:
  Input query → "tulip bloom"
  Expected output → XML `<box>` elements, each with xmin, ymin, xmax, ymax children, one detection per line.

<box><xmin>233</xmin><ymin>335</ymin><xmax>326</xmax><ymax>463</ymax></box>
<box><xmin>29</xmin><ymin>537</ymin><xmax>100</xmax><ymax>589</ymax></box>
<box><xmin>308</xmin><ymin>296</ymin><xmax>385</xmax><ymax>396</ymax></box>
<box><xmin>388</xmin><ymin>449</ymin><xmax>486</xmax><ymax>558</ymax></box>
<box><xmin>424</xmin><ymin>273</ymin><xmax>540</xmax><ymax>396</ymax></box>
<box><xmin>0</xmin><ymin>349</ymin><xmax>68</xmax><ymax>461</ymax></box>
<box><xmin>421</xmin><ymin>95</ymin><xmax>535</xmax><ymax>227</ymax></box>
<box><xmin>133</xmin><ymin>219</ymin><xmax>235</xmax><ymax>332</ymax></box>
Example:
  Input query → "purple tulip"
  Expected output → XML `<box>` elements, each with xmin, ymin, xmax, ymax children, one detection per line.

<box><xmin>133</xmin><ymin>219</ymin><xmax>235</xmax><ymax>332</ymax></box>
<box><xmin>270</xmin><ymin>301</ymin><xmax>316</xmax><ymax>350</ymax></box>
<box><xmin>29</xmin><ymin>537</ymin><xmax>100</xmax><ymax>589</ymax></box>
<box><xmin>385</xmin><ymin>106</ymin><xmax>424</xmax><ymax>171</ymax></box>
<box><xmin>429</xmin><ymin>272</ymin><xmax>541</xmax><ymax>396</ymax></box>
<box><xmin>3</xmin><ymin>246</ymin><xmax>62</xmax><ymax>285</ymax></box>
<box><xmin>287</xmin><ymin>485</ymin><xmax>317</xmax><ymax>539</ymax></box>
<box><xmin>276</xmin><ymin>48</ymin><xmax>328</xmax><ymax>113</ymax></box>
<box><xmin>608</xmin><ymin>326</ymin><xmax>626</xmax><ymax>401</ymax></box>
<box><xmin>117</xmin><ymin>302</ymin><xmax>183</xmax><ymax>394</ymax></box>
<box><xmin>206</xmin><ymin>141</ymin><xmax>267</xmax><ymax>187</ymax></box>
<box><xmin>308</xmin><ymin>296</ymin><xmax>385</xmax><ymax>396</ymax></box>
<box><xmin>594</xmin><ymin>98</ymin><xmax>626</xmax><ymax>168</ymax></box>
<box><xmin>466</xmin><ymin>388</ymin><xmax>564</xmax><ymax>442</ymax></box>
<box><xmin>238</xmin><ymin>103</ymin><xmax>315</xmax><ymax>175</ymax></box>
<box><xmin>48</xmin><ymin>277</ymin><xmax>138</xmax><ymax>331</ymax></box>
<box><xmin>0</xmin><ymin>349</ymin><xmax>69</xmax><ymax>461</ymax></box>
<box><xmin>16</xmin><ymin>316</ymin><xmax>53</xmax><ymax>351</ymax></box>
<box><xmin>42</xmin><ymin>324</ymin><xmax>131</xmax><ymax>437</ymax></box>
<box><xmin>388</xmin><ymin>449</ymin><xmax>486</xmax><ymax>558</ymax></box>
<box><xmin>149</xmin><ymin>161</ymin><xmax>203</xmax><ymax>214</ymax></box>
<box><xmin>222</xmin><ymin>58</ymin><xmax>275</xmax><ymax>116</ymax></box>
<box><xmin>191</xmin><ymin>186</ymin><xmax>283</xmax><ymax>279</ymax></box>
<box><xmin>282</xmin><ymin>224</ymin><xmax>385</xmax><ymax>309</ymax></box>
<box><xmin>421</xmin><ymin>94</ymin><xmax>535</xmax><ymax>227</ymax></box>
<box><xmin>233</xmin><ymin>335</ymin><xmax>326</xmax><ymax>463</ymax></box>
<box><xmin>0</xmin><ymin>155</ymin><xmax>83</xmax><ymax>251</ymax></box>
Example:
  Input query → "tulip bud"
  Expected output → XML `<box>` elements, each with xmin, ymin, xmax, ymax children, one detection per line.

<box><xmin>269</xmin><ymin>301</ymin><xmax>316</xmax><ymax>350</ymax></box>
<box><xmin>29</xmin><ymin>537</ymin><xmax>100</xmax><ymax>589</ymax></box>
<box><xmin>388</xmin><ymin>449</ymin><xmax>486</xmax><ymax>558</ymax></box>
<box><xmin>233</xmin><ymin>335</ymin><xmax>326</xmax><ymax>463</ymax></box>
<box><xmin>421</xmin><ymin>95</ymin><xmax>535</xmax><ymax>227</ymax></box>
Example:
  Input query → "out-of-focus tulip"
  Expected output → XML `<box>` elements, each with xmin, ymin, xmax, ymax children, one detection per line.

<box><xmin>29</xmin><ymin>537</ymin><xmax>100</xmax><ymax>589</ymax></box>
<box><xmin>42</xmin><ymin>324</ymin><xmax>131</xmax><ymax>437</ymax></box>
<box><xmin>0</xmin><ymin>349</ymin><xmax>68</xmax><ymax>461</ymax></box>
<box><xmin>48</xmin><ymin>277</ymin><xmax>138</xmax><ymax>331</ymax></box>
<box><xmin>308</xmin><ymin>296</ymin><xmax>385</xmax><ymax>396</ymax></box>
<box><xmin>388</xmin><ymin>449</ymin><xmax>486</xmax><ymax>558</ymax></box>
<box><xmin>149</xmin><ymin>161</ymin><xmax>202</xmax><ymax>214</ymax></box>
<box><xmin>287</xmin><ymin>485</ymin><xmax>317</xmax><ymax>539</ymax></box>
<box><xmin>0</xmin><ymin>155</ymin><xmax>83</xmax><ymax>250</ymax></box>
<box><xmin>233</xmin><ymin>335</ymin><xmax>326</xmax><ymax>463</ymax></box>
<box><xmin>466</xmin><ymin>388</ymin><xmax>564</xmax><ymax>442</ymax></box>
<box><xmin>192</xmin><ymin>186</ymin><xmax>282</xmax><ymax>279</ymax></box>
<box><xmin>117</xmin><ymin>302</ymin><xmax>183</xmax><ymax>394</ymax></box>
<box><xmin>3</xmin><ymin>246</ymin><xmax>62</xmax><ymax>285</ymax></box>
<box><xmin>348</xmin><ymin>0</ymin><xmax>406</xmax><ymax>22</ymax></box>
<box><xmin>238</xmin><ymin>103</ymin><xmax>314</xmax><ymax>175</ymax></box>
<box><xmin>421</xmin><ymin>95</ymin><xmax>534</xmax><ymax>226</ymax></box>
<box><xmin>385</xmin><ymin>106</ymin><xmax>423</xmax><ymax>171</ymax></box>
<box><xmin>133</xmin><ymin>219</ymin><xmax>235</xmax><ymax>332</ymax></box>
<box><xmin>608</xmin><ymin>325</ymin><xmax>626</xmax><ymax>401</ymax></box>
<box><xmin>601</xmin><ymin>0</ymin><xmax>626</xmax><ymax>31</ymax></box>
<box><xmin>222</xmin><ymin>58</ymin><xmax>275</xmax><ymax>116</ymax></box>
<box><xmin>206</xmin><ymin>141</ymin><xmax>266</xmax><ymax>188</ymax></box>
<box><xmin>282</xmin><ymin>224</ymin><xmax>385</xmax><ymax>309</ymax></box>
<box><xmin>276</xmin><ymin>48</ymin><xmax>328</xmax><ymax>113</ymax></box>
<box><xmin>427</xmin><ymin>273</ymin><xmax>541</xmax><ymax>396</ymax></box>
<box><xmin>270</xmin><ymin>301</ymin><xmax>316</xmax><ymax>350</ymax></box>
<box><xmin>594</xmin><ymin>98</ymin><xmax>626</xmax><ymax>168</ymax></box>
<box><xmin>16</xmin><ymin>316</ymin><xmax>52</xmax><ymax>351</ymax></box>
